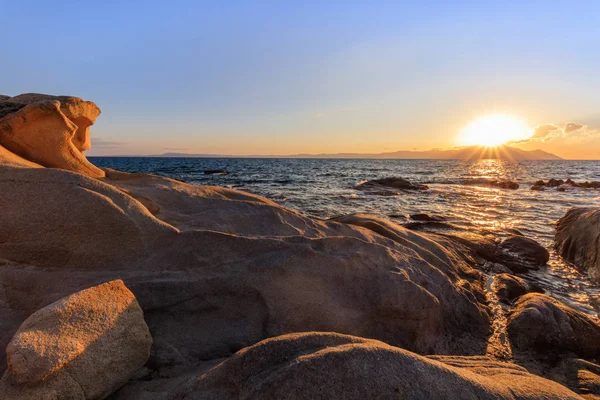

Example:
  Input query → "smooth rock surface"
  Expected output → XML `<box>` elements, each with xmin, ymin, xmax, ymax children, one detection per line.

<box><xmin>162</xmin><ymin>332</ymin><xmax>581</xmax><ymax>400</ymax></box>
<box><xmin>507</xmin><ymin>293</ymin><xmax>600</xmax><ymax>359</ymax></box>
<box><xmin>0</xmin><ymin>167</ymin><xmax>491</xmax><ymax>376</ymax></box>
<box><xmin>497</xmin><ymin>235</ymin><xmax>550</xmax><ymax>270</ymax></box>
<box><xmin>1</xmin><ymin>280</ymin><xmax>152</xmax><ymax>399</ymax></box>
<box><xmin>556</xmin><ymin>207</ymin><xmax>600</xmax><ymax>281</ymax></box>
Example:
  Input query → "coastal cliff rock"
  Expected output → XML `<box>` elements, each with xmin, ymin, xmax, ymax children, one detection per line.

<box><xmin>507</xmin><ymin>293</ymin><xmax>600</xmax><ymax>359</ymax></box>
<box><xmin>122</xmin><ymin>332</ymin><xmax>580</xmax><ymax>400</ymax></box>
<box><xmin>0</xmin><ymin>280</ymin><xmax>151</xmax><ymax>399</ymax></box>
<box><xmin>0</xmin><ymin>94</ymin><xmax>103</xmax><ymax>177</ymax></box>
<box><xmin>556</xmin><ymin>207</ymin><xmax>600</xmax><ymax>281</ymax></box>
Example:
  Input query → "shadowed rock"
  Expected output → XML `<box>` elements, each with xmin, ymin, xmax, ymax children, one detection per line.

<box><xmin>491</xmin><ymin>273</ymin><xmax>543</xmax><ymax>304</ymax></box>
<box><xmin>556</xmin><ymin>207</ymin><xmax>600</xmax><ymax>281</ymax></box>
<box><xmin>150</xmin><ymin>332</ymin><xmax>581</xmax><ymax>400</ymax></box>
<box><xmin>0</xmin><ymin>168</ymin><xmax>491</xmax><ymax>375</ymax></box>
<box><xmin>355</xmin><ymin>177</ymin><xmax>429</xmax><ymax>193</ymax></box>
<box><xmin>0</xmin><ymin>280</ymin><xmax>152</xmax><ymax>399</ymax></box>
<box><xmin>497</xmin><ymin>235</ymin><xmax>549</xmax><ymax>269</ymax></box>
<box><xmin>507</xmin><ymin>293</ymin><xmax>600</xmax><ymax>359</ymax></box>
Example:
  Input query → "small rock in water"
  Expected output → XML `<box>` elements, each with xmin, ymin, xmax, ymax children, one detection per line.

<box><xmin>462</xmin><ymin>178</ymin><xmax>519</xmax><ymax>190</ymax></box>
<box><xmin>547</xmin><ymin>178</ymin><xmax>564</xmax><ymax>187</ymax></box>
<box><xmin>355</xmin><ymin>177</ymin><xmax>429</xmax><ymax>192</ymax></box>
<box><xmin>410</xmin><ymin>213</ymin><xmax>446</xmax><ymax>222</ymax></box>
<box><xmin>203</xmin><ymin>169</ymin><xmax>229</xmax><ymax>175</ymax></box>
<box><xmin>498</xmin><ymin>235</ymin><xmax>549</xmax><ymax>268</ymax></box>
<box><xmin>531</xmin><ymin>183</ymin><xmax>545</xmax><ymax>191</ymax></box>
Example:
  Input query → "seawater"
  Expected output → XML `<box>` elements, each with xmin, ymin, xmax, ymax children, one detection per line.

<box><xmin>90</xmin><ymin>157</ymin><xmax>600</xmax><ymax>317</ymax></box>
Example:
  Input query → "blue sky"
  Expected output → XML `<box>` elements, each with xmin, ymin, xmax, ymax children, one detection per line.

<box><xmin>1</xmin><ymin>1</ymin><xmax>600</xmax><ymax>158</ymax></box>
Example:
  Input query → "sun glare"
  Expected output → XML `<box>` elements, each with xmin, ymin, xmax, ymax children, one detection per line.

<box><xmin>460</xmin><ymin>114</ymin><xmax>530</xmax><ymax>147</ymax></box>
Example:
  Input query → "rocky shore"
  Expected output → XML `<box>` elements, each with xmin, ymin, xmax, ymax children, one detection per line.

<box><xmin>0</xmin><ymin>94</ymin><xmax>598</xmax><ymax>399</ymax></box>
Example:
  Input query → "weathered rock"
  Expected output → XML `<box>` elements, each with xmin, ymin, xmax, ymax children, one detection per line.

<box><xmin>531</xmin><ymin>183</ymin><xmax>545</xmax><ymax>191</ymax></box>
<box><xmin>547</xmin><ymin>358</ymin><xmax>600</xmax><ymax>398</ymax></box>
<box><xmin>507</xmin><ymin>293</ymin><xmax>600</xmax><ymax>359</ymax></box>
<box><xmin>8</xmin><ymin>93</ymin><xmax>101</xmax><ymax>151</ymax></box>
<box><xmin>491</xmin><ymin>273</ymin><xmax>543</xmax><ymax>304</ymax></box>
<box><xmin>356</xmin><ymin>177</ymin><xmax>429</xmax><ymax>192</ymax></box>
<box><xmin>0</xmin><ymin>100</ymin><xmax>104</xmax><ymax>177</ymax></box>
<box><xmin>0</xmin><ymin>280</ymin><xmax>152</xmax><ymax>399</ymax></box>
<box><xmin>158</xmin><ymin>332</ymin><xmax>581</xmax><ymax>400</ymax></box>
<box><xmin>556</xmin><ymin>208</ymin><xmax>600</xmax><ymax>281</ymax></box>
<box><xmin>498</xmin><ymin>235</ymin><xmax>549</xmax><ymax>268</ymax></box>
<box><xmin>0</xmin><ymin>167</ymin><xmax>491</xmax><ymax>376</ymax></box>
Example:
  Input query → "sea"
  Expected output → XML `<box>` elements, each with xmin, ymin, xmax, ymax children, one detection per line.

<box><xmin>90</xmin><ymin>157</ymin><xmax>600</xmax><ymax>317</ymax></box>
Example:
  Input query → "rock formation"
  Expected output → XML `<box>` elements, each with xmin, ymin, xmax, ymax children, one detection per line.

<box><xmin>0</xmin><ymin>280</ymin><xmax>151</xmax><ymax>399</ymax></box>
<box><xmin>507</xmin><ymin>293</ymin><xmax>600</xmax><ymax>359</ymax></box>
<box><xmin>0</xmin><ymin>93</ymin><xmax>598</xmax><ymax>399</ymax></box>
<box><xmin>123</xmin><ymin>332</ymin><xmax>580</xmax><ymax>399</ymax></box>
<box><xmin>0</xmin><ymin>93</ymin><xmax>103</xmax><ymax>177</ymax></box>
<box><xmin>556</xmin><ymin>207</ymin><xmax>600</xmax><ymax>281</ymax></box>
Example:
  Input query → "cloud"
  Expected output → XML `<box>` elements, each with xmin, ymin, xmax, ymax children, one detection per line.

<box><xmin>163</xmin><ymin>147</ymin><xmax>187</xmax><ymax>151</ymax></box>
<box><xmin>91</xmin><ymin>137</ymin><xmax>127</xmax><ymax>148</ymax></box>
<box><xmin>564</xmin><ymin>122</ymin><xmax>584</xmax><ymax>133</ymax></box>
<box><xmin>511</xmin><ymin>122</ymin><xmax>598</xmax><ymax>144</ymax></box>
<box><xmin>312</xmin><ymin>113</ymin><xmax>323</xmax><ymax>119</ymax></box>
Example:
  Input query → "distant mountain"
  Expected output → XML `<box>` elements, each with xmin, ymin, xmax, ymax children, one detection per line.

<box><xmin>151</xmin><ymin>145</ymin><xmax>562</xmax><ymax>160</ymax></box>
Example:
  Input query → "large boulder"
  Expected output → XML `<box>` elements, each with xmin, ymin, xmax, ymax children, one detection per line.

<box><xmin>0</xmin><ymin>166</ymin><xmax>491</xmax><ymax>376</ymax></box>
<box><xmin>556</xmin><ymin>207</ymin><xmax>600</xmax><ymax>281</ymax></box>
<box><xmin>0</xmin><ymin>280</ymin><xmax>152</xmax><ymax>399</ymax></box>
<box><xmin>0</xmin><ymin>94</ymin><xmax>103</xmax><ymax>177</ymax></box>
<box><xmin>143</xmin><ymin>332</ymin><xmax>580</xmax><ymax>400</ymax></box>
<box><xmin>507</xmin><ymin>293</ymin><xmax>600</xmax><ymax>359</ymax></box>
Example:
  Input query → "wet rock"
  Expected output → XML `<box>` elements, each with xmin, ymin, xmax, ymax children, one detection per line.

<box><xmin>547</xmin><ymin>178</ymin><xmax>564</xmax><ymax>187</ymax></box>
<box><xmin>491</xmin><ymin>273</ymin><xmax>543</xmax><ymax>304</ymax></box>
<box><xmin>0</xmin><ymin>280</ymin><xmax>152</xmax><ymax>399</ymax></box>
<box><xmin>555</xmin><ymin>207</ymin><xmax>600</xmax><ymax>281</ymax></box>
<box><xmin>531</xmin><ymin>183</ymin><xmax>545</xmax><ymax>191</ymax></box>
<box><xmin>498</xmin><ymin>235</ymin><xmax>550</xmax><ymax>267</ymax></box>
<box><xmin>579</xmin><ymin>181</ymin><xmax>600</xmax><ymax>189</ymax></box>
<box><xmin>507</xmin><ymin>293</ymin><xmax>600</xmax><ymax>359</ymax></box>
<box><xmin>462</xmin><ymin>178</ymin><xmax>519</xmax><ymax>190</ymax></box>
<box><xmin>155</xmin><ymin>332</ymin><xmax>581</xmax><ymax>400</ymax></box>
<box><xmin>557</xmin><ymin>187</ymin><xmax>566</xmax><ymax>192</ymax></box>
<box><xmin>356</xmin><ymin>177</ymin><xmax>429</xmax><ymax>192</ymax></box>
<box><xmin>410</xmin><ymin>213</ymin><xmax>446</xmax><ymax>222</ymax></box>
<box><xmin>203</xmin><ymin>169</ymin><xmax>228</xmax><ymax>175</ymax></box>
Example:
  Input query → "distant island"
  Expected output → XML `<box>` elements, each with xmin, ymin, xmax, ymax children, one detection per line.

<box><xmin>150</xmin><ymin>145</ymin><xmax>562</xmax><ymax>161</ymax></box>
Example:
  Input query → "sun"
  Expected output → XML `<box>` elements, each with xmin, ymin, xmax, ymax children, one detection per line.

<box><xmin>459</xmin><ymin>114</ymin><xmax>530</xmax><ymax>147</ymax></box>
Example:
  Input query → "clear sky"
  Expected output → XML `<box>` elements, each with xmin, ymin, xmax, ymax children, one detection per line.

<box><xmin>1</xmin><ymin>1</ymin><xmax>600</xmax><ymax>159</ymax></box>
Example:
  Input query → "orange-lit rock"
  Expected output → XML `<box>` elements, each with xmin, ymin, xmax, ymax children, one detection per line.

<box><xmin>0</xmin><ymin>280</ymin><xmax>151</xmax><ymax>399</ymax></box>
<box><xmin>0</xmin><ymin>100</ymin><xmax>104</xmax><ymax>177</ymax></box>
